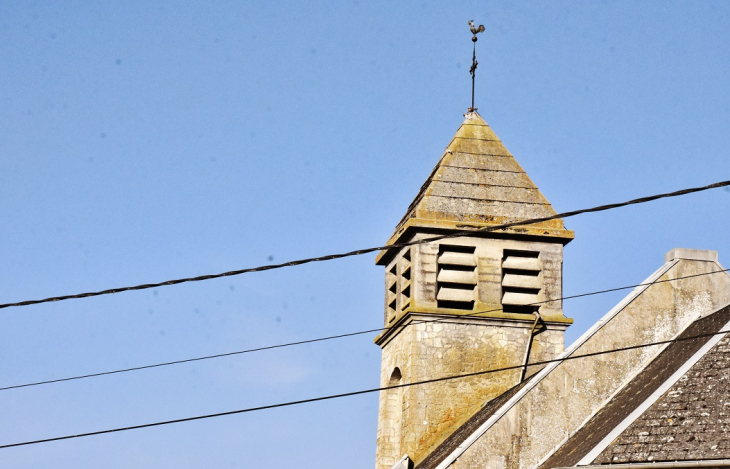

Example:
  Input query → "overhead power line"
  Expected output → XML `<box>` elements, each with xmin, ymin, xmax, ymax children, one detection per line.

<box><xmin>1</xmin><ymin>179</ymin><xmax>728</xmax><ymax>311</ymax></box>
<box><xmin>1</xmin><ymin>326</ymin><xmax>727</xmax><ymax>450</ymax></box>
<box><xmin>3</xmin><ymin>268</ymin><xmax>727</xmax><ymax>393</ymax></box>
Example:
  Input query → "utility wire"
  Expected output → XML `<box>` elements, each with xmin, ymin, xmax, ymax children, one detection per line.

<box><xmin>3</xmin><ymin>267</ymin><xmax>727</xmax><ymax>393</ymax></box>
<box><xmin>1</xmin><ymin>326</ymin><xmax>727</xmax><ymax>450</ymax></box>
<box><xmin>0</xmin><ymin>179</ymin><xmax>728</xmax><ymax>311</ymax></box>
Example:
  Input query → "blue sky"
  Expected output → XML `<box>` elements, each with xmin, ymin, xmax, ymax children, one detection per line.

<box><xmin>1</xmin><ymin>1</ymin><xmax>729</xmax><ymax>467</ymax></box>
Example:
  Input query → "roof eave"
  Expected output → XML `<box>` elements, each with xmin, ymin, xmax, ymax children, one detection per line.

<box><xmin>375</xmin><ymin>217</ymin><xmax>574</xmax><ymax>265</ymax></box>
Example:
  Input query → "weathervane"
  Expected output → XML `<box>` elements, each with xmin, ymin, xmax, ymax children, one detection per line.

<box><xmin>468</xmin><ymin>20</ymin><xmax>485</xmax><ymax>113</ymax></box>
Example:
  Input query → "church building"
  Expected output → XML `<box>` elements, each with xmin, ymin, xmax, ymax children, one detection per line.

<box><xmin>373</xmin><ymin>111</ymin><xmax>730</xmax><ymax>469</ymax></box>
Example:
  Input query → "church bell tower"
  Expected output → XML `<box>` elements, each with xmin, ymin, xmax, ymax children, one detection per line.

<box><xmin>374</xmin><ymin>111</ymin><xmax>574</xmax><ymax>469</ymax></box>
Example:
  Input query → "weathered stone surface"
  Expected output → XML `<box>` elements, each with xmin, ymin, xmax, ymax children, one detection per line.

<box><xmin>375</xmin><ymin>112</ymin><xmax>573</xmax><ymax>268</ymax></box>
<box><xmin>451</xmin><ymin>118</ymin><xmax>501</xmax><ymax>141</ymax></box>
<box><xmin>426</xmin><ymin>183</ymin><xmax>546</xmax><ymax>205</ymax></box>
<box><xmin>446</xmin><ymin>153</ymin><xmax>523</xmax><ymax>171</ymax></box>
<box><xmin>375</xmin><ymin>234</ymin><xmax>571</xmax><ymax>469</ymax></box>
<box><xmin>446</xmin><ymin>256</ymin><xmax>730</xmax><ymax>469</ymax></box>
<box><xmin>433</xmin><ymin>166</ymin><xmax>536</xmax><ymax>188</ymax></box>
<box><xmin>419</xmin><ymin>197</ymin><xmax>555</xmax><ymax>223</ymax></box>
<box><xmin>374</xmin><ymin>112</ymin><xmax>576</xmax><ymax>469</ymax></box>
<box><xmin>375</xmin><ymin>315</ymin><xmax>567</xmax><ymax>469</ymax></box>
<box><xmin>666</xmin><ymin>248</ymin><xmax>719</xmax><ymax>263</ymax></box>
<box><xmin>416</xmin><ymin>378</ymin><xmax>536</xmax><ymax>469</ymax></box>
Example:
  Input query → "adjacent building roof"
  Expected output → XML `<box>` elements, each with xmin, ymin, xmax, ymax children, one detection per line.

<box><xmin>592</xmin><ymin>327</ymin><xmax>730</xmax><ymax>464</ymax></box>
<box><xmin>377</xmin><ymin>112</ymin><xmax>573</xmax><ymax>264</ymax></box>
<box><xmin>543</xmin><ymin>304</ymin><xmax>730</xmax><ymax>468</ymax></box>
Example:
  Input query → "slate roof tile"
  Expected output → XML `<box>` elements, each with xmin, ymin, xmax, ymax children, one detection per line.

<box><xmin>378</xmin><ymin>112</ymin><xmax>573</xmax><ymax>264</ymax></box>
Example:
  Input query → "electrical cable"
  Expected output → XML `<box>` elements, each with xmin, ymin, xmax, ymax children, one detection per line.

<box><xmin>2</xmin><ymin>267</ymin><xmax>727</xmax><ymax>393</ymax></box>
<box><xmin>0</xmin><ymin>179</ymin><xmax>728</xmax><ymax>310</ymax></box>
<box><xmin>1</xmin><ymin>325</ymin><xmax>728</xmax><ymax>450</ymax></box>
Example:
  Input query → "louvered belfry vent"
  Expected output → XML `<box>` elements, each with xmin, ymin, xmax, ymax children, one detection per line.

<box><xmin>385</xmin><ymin>248</ymin><xmax>413</xmax><ymax>324</ymax></box>
<box><xmin>501</xmin><ymin>250</ymin><xmax>542</xmax><ymax>314</ymax></box>
<box><xmin>437</xmin><ymin>245</ymin><xmax>477</xmax><ymax>310</ymax></box>
<box><xmin>386</xmin><ymin>263</ymin><xmax>398</xmax><ymax>322</ymax></box>
<box><xmin>400</xmin><ymin>249</ymin><xmax>412</xmax><ymax>312</ymax></box>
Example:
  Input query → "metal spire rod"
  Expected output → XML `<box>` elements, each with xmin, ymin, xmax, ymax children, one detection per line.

<box><xmin>468</xmin><ymin>20</ymin><xmax>485</xmax><ymax>113</ymax></box>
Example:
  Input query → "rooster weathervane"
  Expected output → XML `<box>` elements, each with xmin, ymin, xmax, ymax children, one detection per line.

<box><xmin>468</xmin><ymin>20</ymin><xmax>485</xmax><ymax>113</ymax></box>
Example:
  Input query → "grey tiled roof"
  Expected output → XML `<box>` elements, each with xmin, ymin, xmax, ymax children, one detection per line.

<box><xmin>540</xmin><ymin>304</ymin><xmax>730</xmax><ymax>468</ymax></box>
<box><xmin>593</xmin><ymin>331</ymin><xmax>730</xmax><ymax>463</ymax></box>
<box><xmin>382</xmin><ymin>113</ymin><xmax>573</xmax><ymax>243</ymax></box>
<box><xmin>376</xmin><ymin>112</ymin><xmax>574</xmax><ymax>266</ymax></box>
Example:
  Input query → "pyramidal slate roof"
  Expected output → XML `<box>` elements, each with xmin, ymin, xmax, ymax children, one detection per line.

<box><xmin>379</xmin><ymin>112</ymin><xmax>573</xmax><ymax>260</ymax></box>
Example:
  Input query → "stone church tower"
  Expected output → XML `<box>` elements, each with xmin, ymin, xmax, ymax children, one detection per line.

<box><xmin>374</xmin><ymin>111</ymin><xmax>574</xmax><ymax>469</ymax></box>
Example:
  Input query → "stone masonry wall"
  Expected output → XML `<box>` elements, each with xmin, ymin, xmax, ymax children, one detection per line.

<box><xmin>376</xmin><ymin>235</ymin><xmax>570</xmax><ymax>469</ymax></box>
<box><xmin>375</xmin><ymin>317</ymin><xmax>566</xmax><ymax>469</ymax></box>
